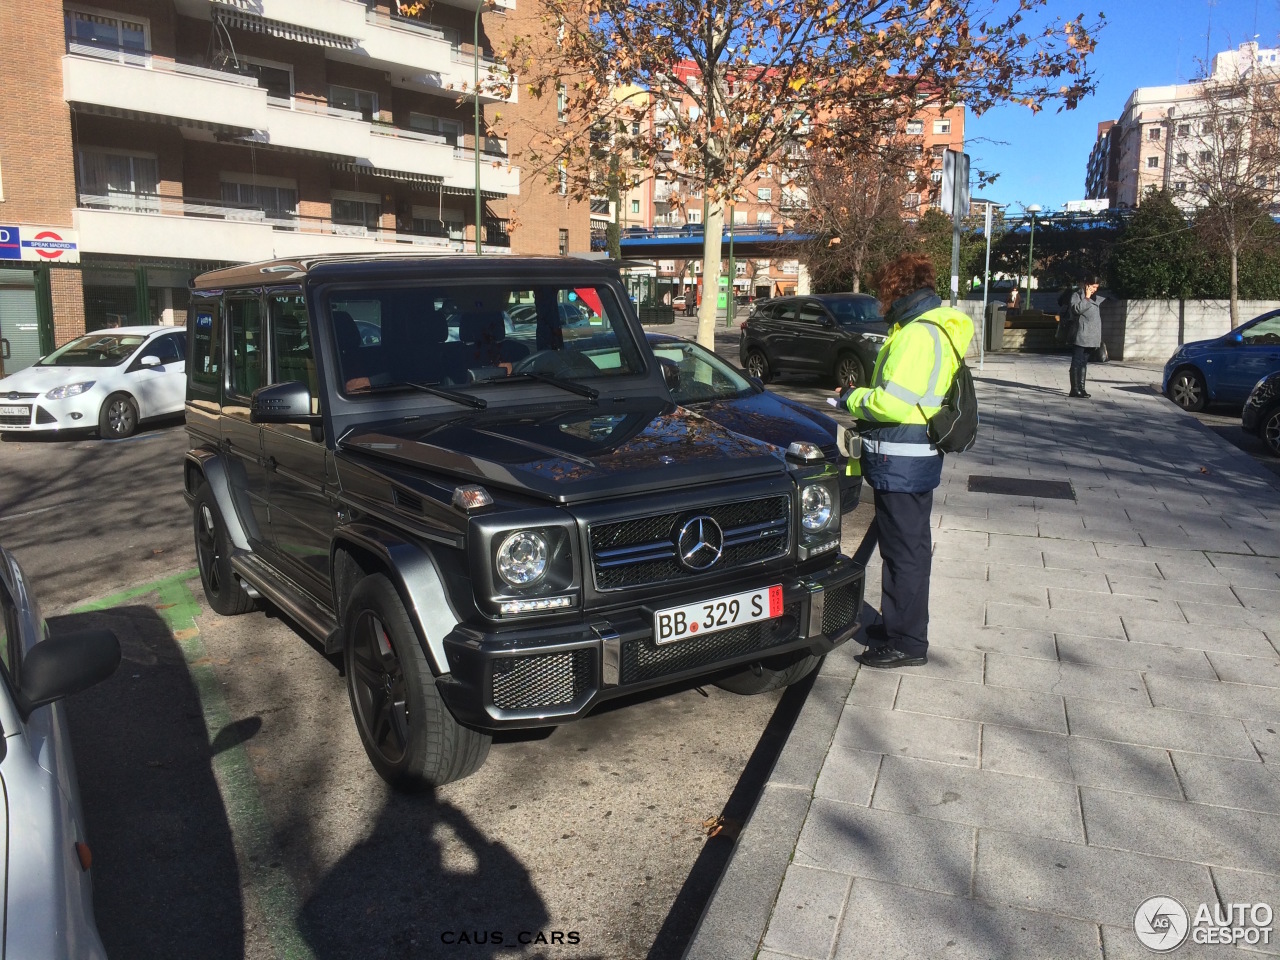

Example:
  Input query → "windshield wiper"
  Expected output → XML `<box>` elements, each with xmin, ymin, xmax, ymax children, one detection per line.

<box><xmin>474</xmin><ymin>371</ymin><xmax>599</xmax><ymax>401</ymax></box>
<box><xmin>362</xmin><ymin>381</ymin><xmax>487</xmax><ymax>409</ymax></box>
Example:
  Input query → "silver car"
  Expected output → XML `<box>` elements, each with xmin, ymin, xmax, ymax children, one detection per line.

<box><xmin>0</xmin><ymin>545</ymin><xmax>118</xmax><ymax>959</ymax></box>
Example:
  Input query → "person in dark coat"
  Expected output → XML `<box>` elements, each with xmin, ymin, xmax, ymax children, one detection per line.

<box><xmin>1068</xmin><ymin>277</ymin><xmax>1103</xmax><ymax>398</ymax></box>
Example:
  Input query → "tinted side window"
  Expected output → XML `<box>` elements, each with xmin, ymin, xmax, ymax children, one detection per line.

<box><xmin>773</xmin><ymin>300</ymin><xmax>798</xmax><ymax>322</ymax></box>
<box><xmin>1242</xmin><ymin>315</ymin><xmax>1280</xmax><ymax>345</ymax></box>
<box><xmin>796</xmin><ymin>302</ymin><xmax>826</xmax><ymax>325</ymax></box>
<box><xmin>270</xmin><ymin>293</ymin><xmax>318</xmax><ymax>398</ymax></box>
<box><xmin>227</xmin><ymin>297</ymin><xmax>264</xmax><ymax>398</ymax></box>
<box><xmin>190</xmin><ymin>302</ymin><xmax>222</xmax><ymax>395</ymax></box>
<box><xmin>140</xmin><ymin>334</ymin><xmax>184</xmax><ymax>364</ymax></box>
<box><xmin>0</xmin><ymin>575</ymin><xmax>15</xmax><ymax>677</ymax></box>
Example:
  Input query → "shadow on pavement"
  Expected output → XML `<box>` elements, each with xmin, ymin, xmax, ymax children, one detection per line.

<box><xmin>55</xmin><ymin>604</ymin><xmax>247</xmax><ymax>960</ymax></box>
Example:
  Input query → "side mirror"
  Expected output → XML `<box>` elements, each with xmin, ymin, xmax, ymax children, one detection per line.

<box><xmin>658</xmin><ymin>357</ymin><xmax>680</xmax><ymax>391</ymax></box>
<box><xmin>17</xmin><ymin>629</ymin><xmax>120</xmax><ymax>720</ymax></box>
<box><xmin>251</xmin><ymin>381</ymin><xmax>318</xmax><ymax>424</ymax></box>
<box><xmin>140</xmin><ymin>354</ymin><xmax>161</xmax><ymax>367</ymax></box>
<box><xmin>822</xmin><ymin>316</ymin><xmax>836</xmax><ymax>328</ymax></box>
<box><xmin>1230</xmin><ymin>332</ymin><xmax>1245</xmax><ymax>345</ymax></box>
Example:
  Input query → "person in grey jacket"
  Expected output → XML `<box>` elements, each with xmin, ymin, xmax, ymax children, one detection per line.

<box><xmin>1068</xmin><ymin>278</ymin><xmax>1103</xmax><ymax>398</ymax></box>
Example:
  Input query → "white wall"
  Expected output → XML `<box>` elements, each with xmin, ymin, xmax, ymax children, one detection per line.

<box><xmin>1103</xmin><ymin>299</ymin><xmax>1280</xmax><ymax>359</ymax></box>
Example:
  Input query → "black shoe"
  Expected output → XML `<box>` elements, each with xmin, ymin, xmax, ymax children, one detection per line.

<box><xmin>1079</xmin><ymin>390</ymin><xmax>1091</xmax><ymax>398</ymax></box>
<box><xmin>1068</xmin><ymin>390</ymin><xmax>1081</xmax><ymax>398</ymax></box>
<box><xmin>856</xmin><ymin>645</ymin><xmax>928</xmax><ymax>668</ymax></box>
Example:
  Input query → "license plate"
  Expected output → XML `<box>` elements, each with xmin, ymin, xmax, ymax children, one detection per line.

<box><xmin>0</xmin><ymin>405</ymin><xmax>29</xmax><ymax>418</ymax></box>
<box><xmin>654</xmin><ymin>584</ymin><xmax>783</xmax><ymax>645</ymax></box>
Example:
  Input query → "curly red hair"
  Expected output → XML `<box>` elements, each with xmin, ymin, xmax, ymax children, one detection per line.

<box><xmin>870</xmin><ymin>253</ymin><xmax>936</xmax><ymax>311</ymax></box>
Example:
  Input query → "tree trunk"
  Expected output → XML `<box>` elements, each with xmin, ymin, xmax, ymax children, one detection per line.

<box><xmin>606</xmin><ymin>153</ymin><xmax>621</xmax><ymax>261</ymax></box>
<box><xmin>1229</xmin><ymin>245</ymin><xmax>1239</xmax><ymax>328</ymax></box>
<box><xmin>696</xmin><ymin>202</ymin><xmax>725</xmax><ymax>350</ymax></box>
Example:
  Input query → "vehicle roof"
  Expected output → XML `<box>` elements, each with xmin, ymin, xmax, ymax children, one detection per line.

<box><xmin>74</xmin><ymin>326</ymin><xmax>170</xmax><ymax>337</ymax></box>
<box><xmin>192</xmin><ymin>254</ymin><xmax>621</xmax><ymax>291</ymax></box>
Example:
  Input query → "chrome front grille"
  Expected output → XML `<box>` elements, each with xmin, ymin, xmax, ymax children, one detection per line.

<box><xmin>589</xmin><ymin>495</ymin><xmax>790</xmax><ymax>591</ymax></box>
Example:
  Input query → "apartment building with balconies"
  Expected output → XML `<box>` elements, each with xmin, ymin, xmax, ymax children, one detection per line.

<box><xmin>1083</xmin><ymin>41</ymin><xmax>1280</xmax><ymax>211</ymax></box>
<box><xmin>0</xmin><ymin>0</ymin><xmax>587</xmax><ymax>360</ymax></box>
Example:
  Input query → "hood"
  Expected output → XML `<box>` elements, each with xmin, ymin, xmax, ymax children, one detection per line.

<box><xmin>692</xmin><ymin>391</ymin><xmax>838</xmax><ymax>453</ymax></box>
<box><xmin>338</xmin><ymin>397</ymin><xmax>787</xmax><ymax>503</ymax></box>
<box><xmin>0</xmin><ymin>365</ymin><xmax>101</xmax><ymax>395</ymax></box>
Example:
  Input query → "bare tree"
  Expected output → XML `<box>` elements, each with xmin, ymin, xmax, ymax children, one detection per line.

<box><xmin>794</xmin><ymin>139</ymin><xmax>922</xmax><ymax>292</ymax></box>
<box><xmin>512</xmin><ymin>0</ymin><xmax>1100</xmax><ymax>349</ymax></box>
<box><xmin>1172</xmin><ymin>62</ymin><xmax>1280</xmax><ymax>326</ymax></box>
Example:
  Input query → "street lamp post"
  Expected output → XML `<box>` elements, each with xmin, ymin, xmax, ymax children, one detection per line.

<box><xmin>1024</xmin><ymin>203</ymin><xmax>1042</xmax><ymax>312</ymax></box>
<box><xmin>473</xmin><ymin>1</ymin><xmax>483</xmax><ymax>255</ymax></box>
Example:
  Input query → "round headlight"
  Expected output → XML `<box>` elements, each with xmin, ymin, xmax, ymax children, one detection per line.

<box><xmin>801</xmin><ymin>484</ymin><xmax>834</xmax><ymax>531</ymax></box>
<box><xmin>496</xmin><ymin>530</ymin><xmax>548</xmax><ymax>587</ymax></box>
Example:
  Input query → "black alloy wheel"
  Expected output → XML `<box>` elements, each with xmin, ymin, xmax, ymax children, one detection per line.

<box><xmin>744</xmin><ymin>349</ymin><xmax>770</xmax><ymax>383</ymax></box>
<box><xmin>348</xmin><ymin>609</ymin><xmax>411</xmax><ymax>767</ymax></box>
<box><xmin>1263</xmin><ymin>407</ymin><xmax>1280</xmax><ymax>458</ymax></box>
<box><xmin>193</xmin><ymin>484</ymin><xmax>256</xmax><ymax>615</ymax></box>
<box><xmin>99</xmin><ymin>392</ymin><xmax>139</xmax><ymax>439</ymax></box>
<box><xmin>834</xmin><ymin>354</ymin><xmax>864</xmax><ymax>390</ymax></box>
<box><xmin>342</xmin><ymin>574</ymin><xmax>490</xmax><ymax>789</ymax></box>
<box><xmin>1167</xmin><ymin>368</ymin><xmax>1207</xmax><ymax>412</ymax></box>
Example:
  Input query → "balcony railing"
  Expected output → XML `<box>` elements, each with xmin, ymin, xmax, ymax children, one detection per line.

<box><xmin>77</xmin><ymin>192</ymin><xmax>502</xmax><ymax>250</ymax></box>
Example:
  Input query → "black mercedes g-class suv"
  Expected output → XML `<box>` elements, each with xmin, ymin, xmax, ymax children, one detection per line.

<box><xmin>183</xmin><ymin>255</ymin><xmax>863</xmax><ymax>789</ymax></box>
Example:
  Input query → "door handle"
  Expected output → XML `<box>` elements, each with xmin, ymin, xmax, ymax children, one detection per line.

<box><xmin>265</xmin><ymin>456</ymin><xmax>277</xmax><ymax>471</ymax></box>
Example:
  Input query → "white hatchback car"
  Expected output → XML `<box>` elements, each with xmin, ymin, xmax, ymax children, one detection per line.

<box><xmin>1</xmin><ymin>544</ymin><xmax>118</xmax><ymax>959</ymax></box>
<box><xmin>0</xmin><ymin>325</ymin><xmax>187</xmax><ymax>439</ymax></box>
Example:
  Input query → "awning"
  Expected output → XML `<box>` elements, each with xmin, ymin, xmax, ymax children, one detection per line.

<box><xmin>437</xmin><ymin>184</ymin><xmax>508</xmax><ymax>200</ymax></box>
<box><xmin>333</xmin><ymin>162</ymin><xmax>444</xmax><ymax>186</ymax></box>
<box><xmin>212</xmin><ymin>2</ymin><xmax>358</xmax><ymax>49</ymax></box>
<box><xmin>69</xmin><ymin>101</ymin><xmax>258</xmax><ymax>139</ymax></box>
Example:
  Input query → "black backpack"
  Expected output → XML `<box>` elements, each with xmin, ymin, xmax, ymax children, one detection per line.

<box><xmin>916</xmin><ymin>320</ymin><xmax>979</xmax><ymax>454</ymax></box>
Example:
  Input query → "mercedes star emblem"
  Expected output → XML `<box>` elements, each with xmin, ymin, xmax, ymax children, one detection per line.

<box><xmin>676</xmin><ymin>515</ymin><xmax>724</xmax><ymax>571</ymax></box>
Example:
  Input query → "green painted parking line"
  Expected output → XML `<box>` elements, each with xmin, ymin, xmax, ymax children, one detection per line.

<box><xmin>75</xmin><ymin>573</ymin><xmax>317</xmax><ymax>960</ymax></box>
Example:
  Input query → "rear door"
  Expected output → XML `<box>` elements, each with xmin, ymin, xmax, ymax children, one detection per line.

<box><xmin>790</xmin><ymin>299</ymin><xmax>834</xmax><ymax>376</ymax></box>
<box><xmin>262</xmin><ymin>291</ymin><xmax>335</xmax><ymax>596</ymax></box>
<box><xmin>223</xmin><ymin>294</ymin><xmax>273</xmax><ymax>549</ymax></box>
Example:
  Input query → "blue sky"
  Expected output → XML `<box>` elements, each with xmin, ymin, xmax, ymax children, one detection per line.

<box><xmin>967</xmin><ymin>0</ymin><xmax>1280</xmax><ymax>214</ymax></box>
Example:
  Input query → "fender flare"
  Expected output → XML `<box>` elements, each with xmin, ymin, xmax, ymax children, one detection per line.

<box><xmin>184</xmin><ymin>449</ymin><xmax>252</xmax><ymax>551</ymax></box>
<box><xmin>331</xmin><ymin>524</ymin><xmax>461</xmax><ymax>677</ymax></box>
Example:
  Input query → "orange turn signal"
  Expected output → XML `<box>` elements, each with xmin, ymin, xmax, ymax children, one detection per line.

<box><xmin>75</xmin><ymin>842</ymin><xmax>92</xmax><ymax>871</ymax></box>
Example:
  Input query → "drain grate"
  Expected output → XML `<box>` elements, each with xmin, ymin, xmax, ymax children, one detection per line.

<box><xmin>967</xmin><ymin>475</ymin><xmax>1076</xmax><ymax>500</ymax></box>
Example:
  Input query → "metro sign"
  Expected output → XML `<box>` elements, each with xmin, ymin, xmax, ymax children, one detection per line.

<box><xmin>0</xmin><ymin>225</ymin><xmax>80</xmax><ymax>263</ymax></box>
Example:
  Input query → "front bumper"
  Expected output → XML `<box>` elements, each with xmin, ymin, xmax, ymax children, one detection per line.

<box><xmin>0</xmin><ymin>392</ymin><xmax>103</xmax><ymax>433</ymax></box>
<box><xmin>438</xmin><ymin>555</ymin><xmax>864</xmax><ymax>731</ymax></box>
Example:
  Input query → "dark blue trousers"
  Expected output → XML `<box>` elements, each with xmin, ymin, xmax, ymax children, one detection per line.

<box><xmin>873</xmin><ymin>488</ymin><xmax>934</xmax><ymax>657</ymax></box>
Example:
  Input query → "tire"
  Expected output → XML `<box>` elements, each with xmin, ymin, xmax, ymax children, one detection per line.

<box><xmin>343</xmin><ymin>574</ymin><xmax>490</xmax><ymax>790</ymax></box>
<box><xmin>833</xmin><ymin>354</ymin><xmax>864</xmax><ymax>390</ymax></box>
<box><xmin>1262</xmin><ymin>406</ymin><xmax>1280</xmax><ymax>458</ymax></box>
<box><xmin>1167</xmin><ymin>367</ymin><xmax>1207</xmax><ymax>412</ymax></box>
<box><xmin>744</xmin><ymin>349</ymin><xmax>771</xmax><ymax>383</ymax></box>
<box><xmin>193</xmin><ymin>484</ymin><xmax>257</xmax><ymax>616</ymax></box>
<box><xmin>98</xmin><ymin>392</ymin><xmax>139</xmax><ymax>439</ymax></box>
<box><xmin>714</xmin><ymin>651</ymin><xmax>822</xmax><ymax>695</ymax></box>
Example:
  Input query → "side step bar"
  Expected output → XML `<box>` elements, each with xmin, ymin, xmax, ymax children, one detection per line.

<box><xmin>230</xmin><ymin>553</ymin><xmax>343</xmax><ymax>654</ymax></box>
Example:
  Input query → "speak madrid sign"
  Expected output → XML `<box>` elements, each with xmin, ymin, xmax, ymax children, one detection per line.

<box><xmin>0</xmin><ymin>225</ymin><xmax>80</xmax><ymax>264</ymax></box>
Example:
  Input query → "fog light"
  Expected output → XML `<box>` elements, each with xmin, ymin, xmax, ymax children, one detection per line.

<box><xmin>499</xmin><ymin>595</ymin><xmax>574</xmax><ymax>615</ymax></box>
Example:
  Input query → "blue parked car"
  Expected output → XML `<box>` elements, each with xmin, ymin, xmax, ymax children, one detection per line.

<box><xmin>1163</xmin><ymin>309</ymin><xmax>1280</xmax><ymax>411</ymax></box>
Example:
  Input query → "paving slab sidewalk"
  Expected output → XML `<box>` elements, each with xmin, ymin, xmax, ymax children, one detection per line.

<box><xmin>684</xmin><ymin>354</ymin><xmax>1280</xmax><ymax>960</ymax></box>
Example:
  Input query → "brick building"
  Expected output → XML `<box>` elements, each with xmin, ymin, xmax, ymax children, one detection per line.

<box><xmin>0</xmin><ymin>0</ymin><xmax>586</xmax><ymax>372</ymax></box>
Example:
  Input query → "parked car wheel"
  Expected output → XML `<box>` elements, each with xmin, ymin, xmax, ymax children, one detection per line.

<box><xmin>743</xmin><ymin>349</ymin><xmax>771</xmax><ymax>383</ymax></box>
<box><xmin>1262</xmin><ymin>406</ymin><xmax>1280</xmax><ymax>457</ymax></box>
<box><xmin>98</xmin><ymin>392</ymin><xmax>139</xmax><ymax>439</ymax></box>
<box><xmin>193</xmin><ymin>484</ymin><xmax>257</xmax><ymax>616</ymax></box>
<box><xmin>343</xmin><ymin>573</ymin><xmax>491</xmax><ymax>790</ymax></box>
<box><xmin>833</xmin><ymin>353</ymin><xmax>864</xmax><ymax>390</ymax></box>
<box><xmin>1166</xmin><ymin>368</ymin><xmax>1207</xmax><ymax>412</ymax></box>
<box><xmin>714</xmin><ymin>650</ymin><xmax>822</xmax><ymax>695</ymax></box>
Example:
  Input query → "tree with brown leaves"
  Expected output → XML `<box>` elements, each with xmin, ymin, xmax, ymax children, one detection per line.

<box><xmin>512</xmin><ymin>0</ymin><xmax>1101</xmax><ymax>349</ymax></box>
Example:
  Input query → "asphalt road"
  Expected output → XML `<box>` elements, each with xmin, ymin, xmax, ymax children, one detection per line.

<box><xmin>0</xmin><ymin>414</ymin><xmax>874</xmax><ymax>960</ymax></box>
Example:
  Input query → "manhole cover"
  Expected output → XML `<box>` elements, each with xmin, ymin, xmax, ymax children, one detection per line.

<box><xmin>967</xmin><ymin>475</ymin><xmax>1076</xmax><ymax>500</ymax></box>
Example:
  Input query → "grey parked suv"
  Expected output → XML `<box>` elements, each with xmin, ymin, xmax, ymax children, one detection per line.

<box><xmin>740</xmin><ymin>293</ymin><xmax>888</xmax><ymax>388</ymax></box>
<box><xmin>183</xmin><ymin>254</ymin><xmax>865</xmax><ymax>789</ymax></box>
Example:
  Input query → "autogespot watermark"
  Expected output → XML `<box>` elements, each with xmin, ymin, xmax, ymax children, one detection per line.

<box><xmin>1135</xmin><ymin>896</ymin><xmax>1274</xmax><ymax>952</ymax></box>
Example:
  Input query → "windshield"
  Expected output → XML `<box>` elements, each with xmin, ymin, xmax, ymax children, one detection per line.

<box><xmin>651</xmin><ymin>338</ymin><xmax>753</xmax><ymax>404</ymax></box>
<box><xmin>329</xmin><ymin>282</ymin><xmax>646</xmax><ymax>396</ymax></box>
<box><xmin>826</xmin><ymin>298</ymin><xmax>882</xmax><ymax>325</ymax></box>
<box><xmin>39</xmin><ymin>333</ymin><xmax>147</xmax><ymax>367</ymax></box>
